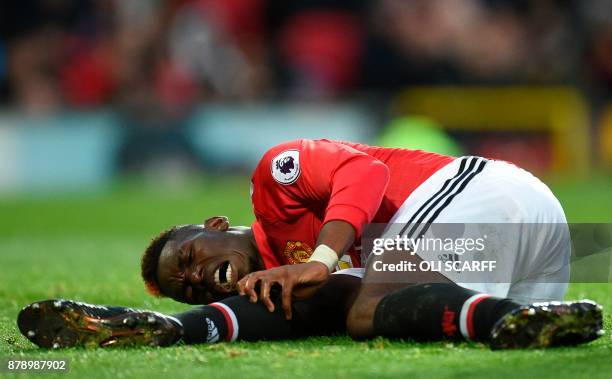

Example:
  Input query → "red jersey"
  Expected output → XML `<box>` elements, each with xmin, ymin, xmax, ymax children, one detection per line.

<box><xmin>250</xmin><ymin>139</ymin><xmax>454</xmax><ymax>269</ymax></box>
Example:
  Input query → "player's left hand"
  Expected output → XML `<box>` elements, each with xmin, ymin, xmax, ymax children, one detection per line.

<box><xmin>237</xmin><ymin>262</ymin><xmax>329</xmax><ymax>320</ymax></box>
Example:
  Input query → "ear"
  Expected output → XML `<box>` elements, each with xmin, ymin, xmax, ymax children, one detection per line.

<box><xmin>204</xmin><ymin>216</ymin><xmax>230</xmax><ymax>231</ymax></box>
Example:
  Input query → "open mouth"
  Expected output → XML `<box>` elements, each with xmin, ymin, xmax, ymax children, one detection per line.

<box><xmin>213</xmin><ymin>261</ymin><xmax>233</xmax><ymax>291</ymax></box>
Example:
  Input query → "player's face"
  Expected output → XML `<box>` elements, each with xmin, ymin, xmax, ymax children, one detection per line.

<box><xmin>156</xmin><ymin>226</ymin><xmax>256</xmax><ymax>304</ymax></box>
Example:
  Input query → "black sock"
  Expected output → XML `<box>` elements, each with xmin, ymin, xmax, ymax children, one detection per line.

<box><xmin>173</xmin><ymin>305</ymin><xmax>228</xmax><ymax>344</ymax></box>
<box><xmin>174</xmin><ymin>295</ymin><xmax>294</xmax><ymax>344</ymax></box>
<box><xmin>292</xmin><ymin>273</ymin><xmax>361</xmax><ymax>337</ymax></box>
<box><xmin>373</xmin><ymin>283</ymin><xmax>519</xmax><ymax>342</ymax></box>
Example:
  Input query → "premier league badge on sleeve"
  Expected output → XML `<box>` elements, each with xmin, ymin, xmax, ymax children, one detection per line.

<box><xmin>271</xmin><ymin>150</ymin><xmax>301</xmax><ymax>185</ymax></box>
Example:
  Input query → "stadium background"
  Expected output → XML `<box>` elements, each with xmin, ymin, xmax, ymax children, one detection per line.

<box><xmin>0</xmin><ymin>1</ymin><xmax>611</xmax><ymax>378</ymax></box>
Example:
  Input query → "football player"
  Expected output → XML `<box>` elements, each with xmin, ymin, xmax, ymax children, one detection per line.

<box><xmin>18</xmin><ymin>139</ymin><xmax>604</xmax><ymax>349</ymax></box>
<box><xmin>156</xmin><ymin>139</ymin><xmax>574</xmax><ymax>337</ymax></box>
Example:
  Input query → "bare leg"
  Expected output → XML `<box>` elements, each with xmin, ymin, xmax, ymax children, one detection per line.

<box><xmin>347</xmin><ymin>250</ymin><xmax>450</xmax><ymax>339</ymax></box>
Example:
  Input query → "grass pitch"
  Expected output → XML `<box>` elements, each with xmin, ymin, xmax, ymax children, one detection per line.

<box><xmin>0</xmin><ymin>176</ymin><xmax>611</xmax><ymax>379</ymax></box>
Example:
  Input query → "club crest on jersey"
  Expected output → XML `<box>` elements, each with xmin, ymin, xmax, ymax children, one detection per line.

<box><xmin>283</xmin><ymin>241</ymin><xmax>313</xmax><ymax>264</ymax></box>
<box><xmin>271</xmin><ymin>150</ymin><xmax>301</xmax><ymax>185</ymax></box>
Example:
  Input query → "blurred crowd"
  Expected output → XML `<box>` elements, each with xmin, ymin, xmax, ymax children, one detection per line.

<box><xmin>0</xmin><ymin>0</ymin><xmax>611</xmax><ymax>115</ymax></box>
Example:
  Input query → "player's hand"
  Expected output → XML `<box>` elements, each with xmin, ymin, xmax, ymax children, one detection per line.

<box><xmin>237</xmin><ymin>262</ymin><xmax>329</xmax><ymax>320</ymax></box>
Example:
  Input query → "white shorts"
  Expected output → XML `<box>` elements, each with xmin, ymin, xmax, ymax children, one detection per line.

<box><xmin>345</xmin><ymin>156</ymin><xmax>571</xmax><ymax>304</ymax></box>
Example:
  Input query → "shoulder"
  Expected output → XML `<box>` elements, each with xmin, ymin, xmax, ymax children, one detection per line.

<box><xmin>254</xmin><ymin>140</ymin><xmax>307</xmax><ymax>186</ymax></box>
<box><xmin>254</xmin><ymin>139</ymin><xmax>338</xmax><ymax>183</ymax></box>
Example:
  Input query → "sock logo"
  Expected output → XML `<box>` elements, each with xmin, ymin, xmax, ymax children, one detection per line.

<box><xmin>205</xmin><ymin>318</ymin><xmax>220</xmax><ymax>343</ymax></box>
<box><xmin>441</xmin><ymin>306</ymin><xmax>458</xmax><ymax>337</ymax></box>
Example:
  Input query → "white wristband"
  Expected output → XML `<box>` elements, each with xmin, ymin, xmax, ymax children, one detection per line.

<box><xmin>308</xmin><ymin>244</ymin><xmax>339</xmax><ymax>273</ymax></box>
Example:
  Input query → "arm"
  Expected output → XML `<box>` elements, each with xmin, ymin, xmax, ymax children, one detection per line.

<box><xmin>316</xmin><ymin>220</ymin><xmax>356</xmax><ymax>261</ymax></box>
<box><xmin>305</xmin><ymin>140</ymin><xmax>390</xmax><ymax>240</ymax></box>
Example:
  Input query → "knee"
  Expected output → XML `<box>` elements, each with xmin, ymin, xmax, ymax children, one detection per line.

<box><xmin>346</xmin><ymin>298</ymin><xmax>377</xmax><ymax>340</ymax></box>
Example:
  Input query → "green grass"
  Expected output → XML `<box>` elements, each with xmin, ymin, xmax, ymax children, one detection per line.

<box><xmin>0</xmin><ymin>176</ymin><xmax>610</xmax><ymax>379</ymax></box>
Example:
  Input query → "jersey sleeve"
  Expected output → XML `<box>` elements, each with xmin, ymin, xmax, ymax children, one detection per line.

<box><xmin>301</xmin><ymin>139</ymin><xmax>390</xmax><ymax>238</ymax></box>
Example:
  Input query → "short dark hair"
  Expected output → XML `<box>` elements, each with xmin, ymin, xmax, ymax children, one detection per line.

<box><xmin>141</xmin><ymin>227</ymin><xmax>176</xmax><ymax>297</ymax></box>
